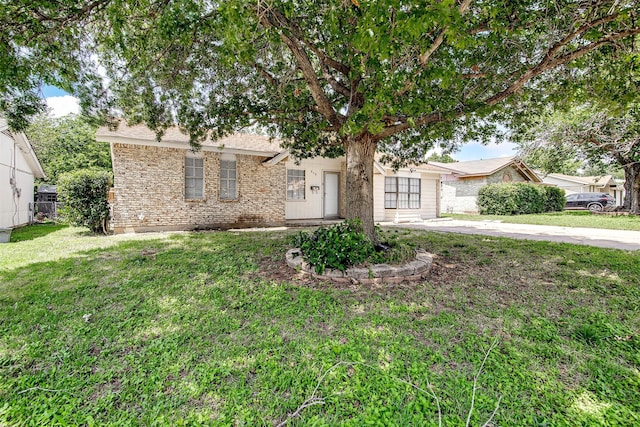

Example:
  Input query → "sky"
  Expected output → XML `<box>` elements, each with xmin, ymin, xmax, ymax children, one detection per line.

<box><xmin>41</xmin><ymin>85</ymin><xmax>517</xmax><ymax>160</ymax></box>
<box><xmin>43</xmin><ymin>85</ymin><xmax>81</xmax><ymax>118</ymax></box>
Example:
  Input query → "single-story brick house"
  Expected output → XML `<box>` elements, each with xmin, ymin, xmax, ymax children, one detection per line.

<box><xmin>96</xmin><ymin>124</ymin><xmax>445</xmax><ymax>233</ymax></box>
<box><xmin>429</xmin><ymin>156</ymin><xmax>542</xmax><ymax>214</ymax></box>
<box><xmin>541</xmin><ymin>173</ymin><xmax>623</xmax><ymax>206</ymax></box>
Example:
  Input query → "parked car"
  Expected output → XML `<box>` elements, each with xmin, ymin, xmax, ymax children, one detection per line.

<box><xmin>565</xmin><ymin>192</ymin><xmax>616</xmax><ymax>212</ymax></box>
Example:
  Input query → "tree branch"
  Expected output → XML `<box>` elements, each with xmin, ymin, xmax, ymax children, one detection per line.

<box><xmin>257</xmin><ymin>5</ymin><xmax>343</xmax><ymax>127</ymax></box>
<box><xmin>253</xmin><ymin>62</ymin><xmax>279</xmax><ymax>86</ymax></box>
<box><xmin>266</xmin><ymin>8</ymin><xmax>351</xmax><ymax>78</ymax></box>
<box><xmin>319</xmin><ymin>62</ymin><xmax>351</xmax><ymax>98</ymax></box>
<box><xmin>485</xmin><ymin>27</ymin><xmax>640</xmax><ymax>106</ymax></box>
<box><xmin>419</xmin><ymin>0</ymin><xmax>473</xmax><ymax>65</ymax></box>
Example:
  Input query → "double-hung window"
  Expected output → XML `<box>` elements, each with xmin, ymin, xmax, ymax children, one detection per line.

<box><xmin>287</xmin><ymin>169</ymin><xmax>305</xmax><ymax>200</ymax></box>
<box><xmin>185</xmin><ymin>156</ymin><xmax>204</xmax><ymax>199</ymax></box>
<box><xmin>384</xmin><ymin>177</ymin><xmax>420</xmax><ymax>209</ymax></box>
<box><xmin>220</xmin><ymin>158</ymin><xmax>237</xmax><ymax>199</ymax></box>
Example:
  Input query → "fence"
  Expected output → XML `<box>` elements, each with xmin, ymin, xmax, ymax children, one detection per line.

<box><xmin>35</xmin><ymin>201</ymin><xmax>62</xmax><ymax>220</ymax></box>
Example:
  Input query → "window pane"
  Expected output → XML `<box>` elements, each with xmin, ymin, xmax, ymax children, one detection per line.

<box><xmin>385</xmin><ymin>193</ymin><xmax>397</xmax><ymax>209</ymax></box>
<box><xmin>185</xmin><ymin>157</ymin><xmax>204</xmax><ymax>199</ymax></box>
<box><xmin>220</xmin><ymin>160</ymin><xmax>237</xmax><ymax>199</ymax></box>
<box><xmin>409</xmin><ymin>194</ymin><xmax>420</xmax><ymax>209</ymax></box>
<box><xmin>385</xmin><ymin>177</ymin><xmax>396</xmax><ymax>192</ymax></box>
<box><xmin>398</xmin><ymin>178</ymin><xmax>409</xmax><ymax>193</ymax></box>
<box><xmin>410</xmin><ymin>178</ymin><xmax>420</xmax><ymax>193</ymax></box>
<box><xmin>398</xmin><ymin>193</ymin><xmax>409</xmax><ymax>209</ymax></box>
<box><xmin>287</xmin><ymin>169</ymin><xmax>305</xmax><ymax>200</ymax></box>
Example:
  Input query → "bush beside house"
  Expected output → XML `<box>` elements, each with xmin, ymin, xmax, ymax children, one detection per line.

<box><xmin>57</xmin><ymin>169</ymin><xmax>112</xmax><ymax>233</ymax></box>
<box><xmin>542</xmin><ymin>186</ymin><xmax>566</xmax><ymax>213</ymax></box>
<box><xmin>477</xmin><ymin>183</ymin><xmax>565</xmax><ymax>215</ymax></box>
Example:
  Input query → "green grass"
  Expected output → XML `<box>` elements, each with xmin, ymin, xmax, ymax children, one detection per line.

<box><xmin>1</xmin><ymin>225</ymin><xmax>639</xmax><ymax>426</ymax></box>
<box><xmin>443</xmin><ymin>210</ymin><xmax>640</xmax><ymax>231</ymax></box>
<box><xmin>9</xmin><ymin>222</ymin><xmax>69</xmax><ymax>242</ymax></box>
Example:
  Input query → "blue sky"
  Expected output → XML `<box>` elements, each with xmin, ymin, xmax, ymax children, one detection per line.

<box><xmin>452</xmin><ymin>141</ymin><xmax>517</xmax><ymax>161</ymax></box>
<box><xmin>41</xmin><ymin>85</ymin><xmax>70</xmax><ymax>98</ymax></box>
<box><xmin>42</xmin><ymin>85</ymin><xmax>517</xmax><ymax>160</ymax></box>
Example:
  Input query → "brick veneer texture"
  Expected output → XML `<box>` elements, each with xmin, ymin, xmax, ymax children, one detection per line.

<box><xmin>110</xmin><ymin>143</ymin><xmax>286</xmax><ymax>233</ymax></box>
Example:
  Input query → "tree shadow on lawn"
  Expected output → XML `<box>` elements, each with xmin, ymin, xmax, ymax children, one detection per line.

<box><xmin>9</xmin><ymin>222</ymin><xmax>68</xmax><ymax>242</ymax></box>
<box><xmin>0</xmin><ymin>230</ymin><xmax>638</xmax><ymax>426</ymax></box>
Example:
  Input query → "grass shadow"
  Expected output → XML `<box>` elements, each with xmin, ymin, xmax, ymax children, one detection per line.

<box><xmin>9</xmin><ymin>223</ymin><xmax>69</xmax><ymax>242</ymax></box>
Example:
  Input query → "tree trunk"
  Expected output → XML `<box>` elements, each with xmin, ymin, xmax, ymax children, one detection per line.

<box><xmin>622</xmin><ymin>162</ymin><xmax>640</xmax><ymax>214</ymax></box>
<box><xmin>345</xmin><ymin>133</ymin><xmax>377</xmax><ymax>242</ymax></box>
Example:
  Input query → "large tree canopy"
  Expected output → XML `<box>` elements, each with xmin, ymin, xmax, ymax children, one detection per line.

<box><xmin>516</xmin><ymin>105</ymin><xmax>640</xmax><ymax>213</ymax></box>
<box><xmin>513</xmin><ymin>37</ymin><xmax>640</xmax><ymax>213</ymax></box>
<box><xmin>2</xmin><ymin>0</ymin><xmax>639</xmax><ymax>238</ymax></box>
<box><xmin>26</xmin><ymin>114</ymin><xmax>112</xmax><ymax>184</ymax></box>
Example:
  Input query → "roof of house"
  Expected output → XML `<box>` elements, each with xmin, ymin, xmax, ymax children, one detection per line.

<box><xmin>0</xmin><ymin>118</ymin><xmax>46</xmax><ymax>179</ymax></box>
<box><xmin>96</xmin><ymin>123</ymin><xmax>283</xmax><ymax>156</ymax></box>
<box><xmin>373</xmin><ymin>154</ymin><xmax>451</xmax><ymax>175</ymax></box>
<box><xmin>97</xmin><ymin>122</ymin><xmax>451</xmax><ymax>174</ymax></box>
<box><xmin>429</xmin><ymin>156</ymin><xmax>542</xmax><ymax>182</ymax></box>
<box><xmin>544</xmin><ymin>173</ymin><xmax>616</xmax><ymax>188</ymax></box>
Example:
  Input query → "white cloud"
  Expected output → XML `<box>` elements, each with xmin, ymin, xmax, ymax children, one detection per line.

<box><xmin>45</xmin><ymin>95</ymin><xmax>81</xmax><ymax>117</ymax></box>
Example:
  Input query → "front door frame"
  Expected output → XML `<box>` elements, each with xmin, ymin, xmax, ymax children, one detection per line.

<box><xmin>323</xmin><ymin>171</ymin><xmax>340</xmax><ymax>219</ymax></box>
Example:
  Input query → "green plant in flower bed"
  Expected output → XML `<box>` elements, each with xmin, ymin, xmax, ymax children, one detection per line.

<box><xmin>292</xmin><ymin>220</ymin><xmax>415</xmax><ymax>274</ymax></box>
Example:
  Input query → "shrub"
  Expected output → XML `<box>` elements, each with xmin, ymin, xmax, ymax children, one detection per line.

<box><xmin>292</xmin><ymin>219</ymin><xmax>376</xmax><ymax>274</ymax></box>
<box><xmin>58</xmin><ymin>168</ymin><xmax>112</xmax><ymax>233</ymax></box>
<box><xmin>477</xmin><ymin>182</ymin><xmax>546</xmax><ymax>215</ymax></box>
<box><xmin>542</xmin><ymin>186</ymin><xmax>566</xmax><ymax>212</ymax></box>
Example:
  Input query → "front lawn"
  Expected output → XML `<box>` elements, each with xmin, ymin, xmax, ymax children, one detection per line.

<box><xmin>1</xmin><ymin>226</ymin><xmax>638</xmax><ymax>425</ymax></box>
<box><xmin>443</xmin><ymin>210</ymin><xmax>640</xmax><ymax>231</ymax></box>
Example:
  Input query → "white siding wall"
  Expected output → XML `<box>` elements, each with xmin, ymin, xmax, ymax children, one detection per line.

<box><xmin>541</xmin><ymin>176</ymin><xmax>588</xmax><ymax>194</ymax></box>
<box><xmin>284</xmin><ymin>157</ymin><xmax>344</xmax><ymax>219</ymax></box>
<box><xmin>373</xmin><ymin>174</ymin><xmax>385</xmax><ymax>222</ymax></box>
<box><xmin>373</xmin><ymin>170</ymin><xmax>440</xmax><ymax>222</ymax></box>
<box><xmin>1</xmin><ymin>132</ymin><xmax>35</xmax><ymax>228</ymax></box>
<box><xmin>421</xmin><ymin>176</ymin><xmax>440</xmax><ymax>219</ymax></box>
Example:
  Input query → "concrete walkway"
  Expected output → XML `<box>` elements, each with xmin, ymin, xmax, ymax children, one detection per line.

<box><xmin>386</xmin><ymin>219</ymin><xmax>640</xmax><ymax>251</ymax></box>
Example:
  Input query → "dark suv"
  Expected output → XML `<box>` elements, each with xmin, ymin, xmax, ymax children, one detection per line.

<box><xmin>565</xmin><ymin>192</ymin><xmax>616</xmax><ymax>212</ymax></box>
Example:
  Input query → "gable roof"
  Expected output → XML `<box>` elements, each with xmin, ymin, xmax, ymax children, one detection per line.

<box><xmin>0</xmin><ymin>118</ymin><xmax>46</xmax><ymax>179</ymax></box>
<box><xmin>545</xmin><ymin>173</ymin><xmax>617</xmax><ymax>188</ymax></box>
<box><xmin>96</xmin><ymin>123</ymin><xmax>283</xmax><ymax>157</ymax></box>
<box><xmin>430</xmin><ymin>156</ymin><xmax>542</xmax><ymax>182</ymax></box>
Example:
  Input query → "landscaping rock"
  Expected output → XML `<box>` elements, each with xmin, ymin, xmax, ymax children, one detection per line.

<box><xmin>286</xmin><ymin>248</ymin><xmax>433</xmax><ymax>284</ymax></box>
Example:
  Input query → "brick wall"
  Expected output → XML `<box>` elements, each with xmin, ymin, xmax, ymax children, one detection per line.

<box><xmin>110</xmin><ymin>143</ymin><xmax>286</xmax><ymax>233</ymax></box>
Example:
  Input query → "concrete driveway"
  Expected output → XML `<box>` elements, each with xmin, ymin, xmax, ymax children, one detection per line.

<box><xmin>388</xmin><ymin>219</ymin><xmax>640</xmax><ymax>251</ymax></box>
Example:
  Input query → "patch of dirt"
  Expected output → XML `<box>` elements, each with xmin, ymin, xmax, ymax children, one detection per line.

<box><xmin>89</xmin><ymin>378</ymin><xmax>122</xmax><ymax>401</ymax></box>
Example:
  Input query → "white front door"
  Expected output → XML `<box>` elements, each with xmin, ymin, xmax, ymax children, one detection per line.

<box><xmin>324</xmin><ymin>172</ymin><xmax>339</xmax><ymax>218</ymax></box>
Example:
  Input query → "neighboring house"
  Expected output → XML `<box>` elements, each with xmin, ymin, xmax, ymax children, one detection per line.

<box><xmin>541</xmin><ymin>173</ymin><xmax>623</xmax><ymax>206</ymax></box>
<box><xmin>0</xmin><ymin>118</ymin><xmax>46</xmax><ymax>229</ymax></box>
<box><xmin>430</xmin><ymin>156</ymin><xmax>542</xmax><ymax>214</ymax></box>
<box><xmin>96</xmin><ymin>124</ymin><xmax>443</xmax><ymax>233</ymax></box>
